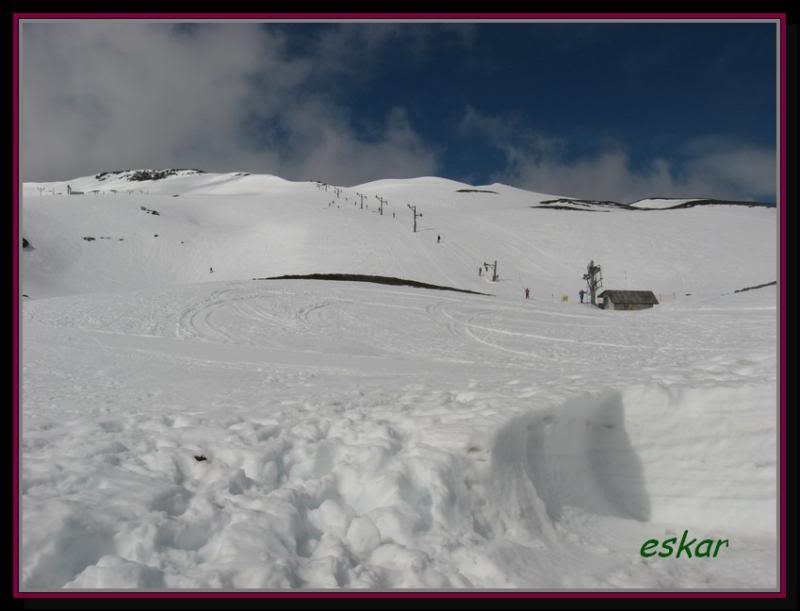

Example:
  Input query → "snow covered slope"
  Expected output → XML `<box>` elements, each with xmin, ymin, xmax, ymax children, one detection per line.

<box><xmin>20</xmin><ymin>170</ymin><xmax>779</xmax><ymax>590</ymax></box>
<box><xmin>21</xmin><ymin>170</ymin><xmax>776</xmax><ymax>301</ymax></box>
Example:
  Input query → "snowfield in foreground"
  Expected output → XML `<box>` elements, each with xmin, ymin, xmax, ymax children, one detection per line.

<box><xmin>21</xmin><ymin>171</ymin><xmax>778</xmax><ymax>589</ymax></box>
<box><xmin>22</xmin><ymin>280</ymin><xmax>776</xmax><ymax>589</ymax></box>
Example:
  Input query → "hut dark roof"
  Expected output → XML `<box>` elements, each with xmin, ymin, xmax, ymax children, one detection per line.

<box><xmin>598</xmin><ymin>290</ymin><xmax>659</xmax><ymax>305</ymax></box>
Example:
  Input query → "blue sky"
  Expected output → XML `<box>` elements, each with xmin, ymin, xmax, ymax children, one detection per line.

<box><xmin>22</xmin><ymin>21</ymin><xmax>778</xmax><ymax>202</ymax></box>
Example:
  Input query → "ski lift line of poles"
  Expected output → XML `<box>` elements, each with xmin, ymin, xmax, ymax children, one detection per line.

<box><xmin>402</xmin><ymin>200</ymin><xmax>498</xmax><ymax>281</ymax></box>
<box><xmin>407</xmin><ymin>203</ymin><xmax>422</xmax><ymax>232</ymax></box>
<box><xmin>321</xmin><ymin>185</ymin><xmax>499</xmax><ymax>283</ymax></box>
<box><xmin>375</xmin><ymin>195</ymin><xmax>387</xmax><ymax>215</ymax></box>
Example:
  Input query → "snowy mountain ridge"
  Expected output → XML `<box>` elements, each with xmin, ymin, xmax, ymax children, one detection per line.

<box><xmin>25</xmin><ymin>169</ymin><xmax>774</xmax><ymax>207</ymax></box>
<box><xmin>21</xmin><ymin>169</ymin><xmax>776</xmax><ymax>301</ymax></box>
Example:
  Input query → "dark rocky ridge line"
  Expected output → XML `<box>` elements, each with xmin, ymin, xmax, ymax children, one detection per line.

<box><xmin>95</xmin><ymin>169</ymin><xmax>206</xmax><ymax>182</ymax></box>
<box><xmin>538</xmin><ymin>202</ymin><xmax>630</xmax><ymax>210</ymax></box>
<box><xmin>628</xmin><ymin>197</ymin><xmax>775</xmax><ymax>208</ymax></box>
<box><xmin>734</xmin><ymin>281</ymin><xmax>776</xmax><ymax>293</ymax></box>
<box><xmin>660</xmin><ymin>199</ymin><xmax>775</xmax><ymax>210</ymax></box>
<box><xmin>254</xmin><ymin>273</ymin><xmax>494</xmax><ymax>296</ymax></box>
<box><xmin>531</xmin><ymin>205</ymin><xmax>609</xmax><ymax>212</ymax></box>
<box><xmin>533</xmin><ymin>197</ymin><xmax>775</xmax><ymax>211</ymax></box>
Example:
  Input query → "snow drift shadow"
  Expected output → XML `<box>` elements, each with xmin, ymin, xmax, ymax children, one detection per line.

<box><xmin>23</xmin><ymin>514</ymin><xmax>116</xmax><ymax>589</ymax></box>
<box><xmin>491</xmin><ymin>390</ymin><xmax>650</xmax><ymax>530</ymax></box>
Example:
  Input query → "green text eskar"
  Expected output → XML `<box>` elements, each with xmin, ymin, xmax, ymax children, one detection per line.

<box><xmin>640</xmin><ymin>531</ymin><xmax>730</xmax><ymax>559</ymax></box>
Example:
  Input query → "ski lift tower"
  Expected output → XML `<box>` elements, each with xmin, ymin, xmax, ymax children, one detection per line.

<box><xmin>407</xmin><ymin>204</ymin><xmax>422</xmax><ymax>232</ymax></box>
<box><xmin>583</xmin><ymin>259</ymin><xmax>603</xmax><ymax>305</ymax></box>
<box><xmin>483</xmin><ymin>260</ymin><xmax>498</xmax><ymax>282</ymax></box>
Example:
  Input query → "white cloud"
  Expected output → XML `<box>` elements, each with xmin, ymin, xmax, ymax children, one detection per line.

<box><xmin>21</xmin><ymin>23</ymin><xmax>440</xmax><ymax>183</ymax></box>
<box><xmin>458</xmin><ymin>105</ymin><xmax>563</xmax><ymax>161</ymax></box>
<box><xmin>279</xmin><ymin>104</ymin><xmax>439</xmax><ymax>184</ymax></box>
<box><xmin>460</xmin><ymin>106</ymin><xmax>776</xmax><ymax>202</ymax></box>
<box><xmin>683</xmin><ymin>148</ymin><xmax>776</xmax><ymax>199</ymax></box>
<box><xmin>504</xmin><ymin>146</ymin><xmax>776</xmax><ymax>203</ymax></box>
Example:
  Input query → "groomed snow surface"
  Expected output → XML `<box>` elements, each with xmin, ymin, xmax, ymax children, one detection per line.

<box><xmin>21</xmin><ymin>172</ymin><xmax>778</xmax><ymax>590</ymax></box>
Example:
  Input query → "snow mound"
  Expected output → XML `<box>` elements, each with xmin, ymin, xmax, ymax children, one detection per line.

<box><xmin>352</xmin><ymin>176</ymin><xmax>474</xmax><ymax>191</ymax></box>
<box><xmin>489</xmin><ymin>386</ymin><xmax>775</xmax><ymax>540</ymax></box>
<box><xmin>490</xmin><ymin>391</ymin><xmax>649</xmax><ymax>539</ymax></box>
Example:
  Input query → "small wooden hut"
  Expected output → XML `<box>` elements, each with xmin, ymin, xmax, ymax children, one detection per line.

<box><xmin>598</xmin><ymin>290</ymin><xmax>659</xmax><ymax>310</ymax></box>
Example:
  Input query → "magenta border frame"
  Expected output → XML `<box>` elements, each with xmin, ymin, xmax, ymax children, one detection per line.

<box><xmin>12</xmin><ymin>12</ymin><xmax>787</xmax><ymax>600</ymax></box>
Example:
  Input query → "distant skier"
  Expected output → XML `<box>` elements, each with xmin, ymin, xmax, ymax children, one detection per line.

<box><xmin>437</xmin><ymin>235</ymin><xmax>441</xmax><ymax>243</ymax></box>
<box><xmin>210</xmin><ymin>267</ymin><xmax>214</xmax><ymax>274</ymax></box>
<box><xmin>478</xmin><ymin>267</ymin><xmax>482</xmax><ymax>277</ymax></box>
<box><xmin>525</xmin><ymin>288</ymin><xmax>530</xmax><ymax>299</ymax></box>
<box><xmin>579</xmin><ymin>289</ymin><xmax>586</xmax><ymax>303</ymax></box>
